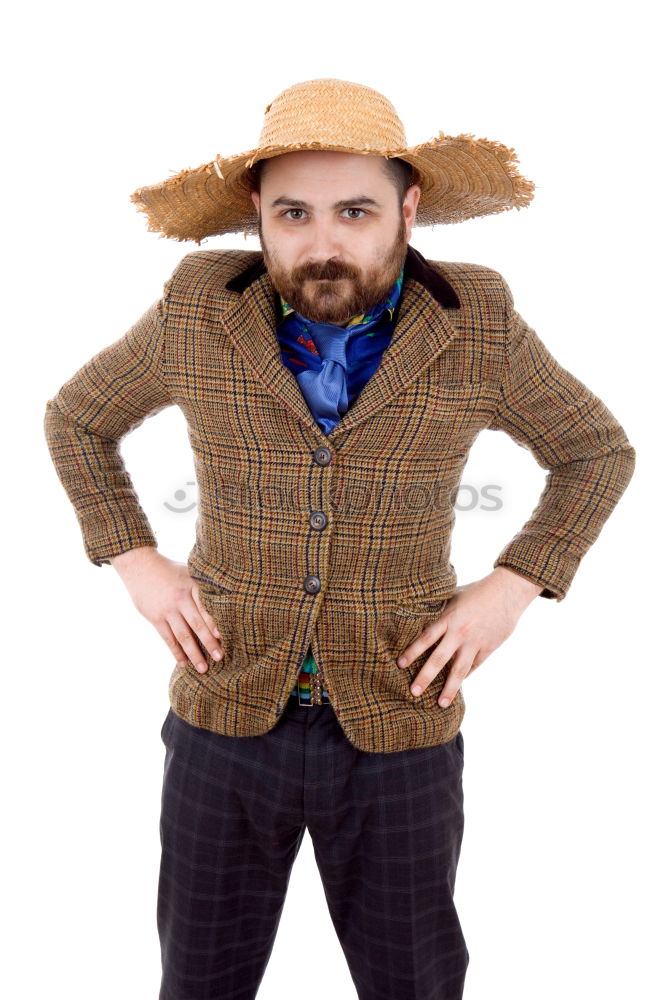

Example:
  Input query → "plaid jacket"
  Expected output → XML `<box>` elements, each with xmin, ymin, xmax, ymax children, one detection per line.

<box><xmin>43</xmin><ymin>244</ymin><xmax>636</xmax><ymax>753</ymax></box>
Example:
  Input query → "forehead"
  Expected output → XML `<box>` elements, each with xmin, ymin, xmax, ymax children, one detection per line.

<box><xmin>259</xmin><ymin>149</ymin><xmax>387</xmax><ymax>184</ymax></box>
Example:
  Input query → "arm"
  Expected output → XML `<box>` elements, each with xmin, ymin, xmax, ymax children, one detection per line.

<box><xmin>487</xmin><ymin>277</ymin><xmax>637</xmax><ymax>601</ymax></box>
<box><xmin>43</xmin><ymin>291</ymin><xmax>174</xmax><ymax>566</ymax></box>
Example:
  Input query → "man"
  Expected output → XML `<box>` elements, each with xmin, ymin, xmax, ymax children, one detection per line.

<box><xmin>44</xmin><ymin>78</ymin><xmax>636</xmax><ymax>999</ymax></box>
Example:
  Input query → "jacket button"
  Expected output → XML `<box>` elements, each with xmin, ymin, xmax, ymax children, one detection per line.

<box><xmin>313</xmin><ymin>446</ymin><xmax>332</xmax><ymax>466</ymax></box>
<box><xmin>303</xmin><ymin>575</ymin><xmax>321</xmax><ymax>594</ymax></box>
<box><xmin>309</xmin><ymin>511</ymin><xmax>327</xmax><ymax>530</ymax></box>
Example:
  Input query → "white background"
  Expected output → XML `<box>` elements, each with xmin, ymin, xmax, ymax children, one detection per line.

<box><xmin>4</xmin><ymin>1</ymin><xmax>662</xmax><ymax>997</ymax></box>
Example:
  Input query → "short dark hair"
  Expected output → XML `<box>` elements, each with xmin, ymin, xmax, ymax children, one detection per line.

<box><xmin>247</xmin><ymin>155</ymin><xmax>416</xmax><ymax>209</ymax></box>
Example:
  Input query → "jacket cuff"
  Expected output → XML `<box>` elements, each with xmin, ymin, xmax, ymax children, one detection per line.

<box><xmin>79</xmin><ymin>517</ymin><xmax>159</xmax><ymax>567</ymax></box>
<box><xmin>493</xmin><ymin>539</ymin><xmax>582</xmax><ymax>601</ymax></box>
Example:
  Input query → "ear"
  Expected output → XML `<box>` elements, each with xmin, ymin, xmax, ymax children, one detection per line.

<box><xmin>250</xmin><ymin>190</ymin><xmax>261</xmax><ymax>214</ymax></box>
<box><xmin>404</xmin><ymin>184</ymin><xmax>421</xmax><ymax>241</ymax></box>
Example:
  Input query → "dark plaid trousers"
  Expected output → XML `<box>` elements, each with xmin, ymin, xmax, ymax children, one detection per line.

<box><xmin>157</xmin><ymin>696</ymin><xmax>469</xmax><ymax>999</ymax></box>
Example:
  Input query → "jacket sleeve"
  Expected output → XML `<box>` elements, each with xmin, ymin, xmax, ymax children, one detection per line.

<box><xmin>487</xmin><ymin>277</ymin><xmax>636</xmax><ymax>601</ymax></box>
<box><xmin>43</xmin><ymin>288</ymin><xmax>174</xmax><ymax>567</ymax></box>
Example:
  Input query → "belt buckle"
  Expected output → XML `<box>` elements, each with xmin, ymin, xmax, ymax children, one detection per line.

<box><xmin>298</xmin><ymin>687</ymin><xmax>316</xmax><ymax>707</ymax></box>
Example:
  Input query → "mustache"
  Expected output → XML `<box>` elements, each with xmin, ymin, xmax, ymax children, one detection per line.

<box><xmin>297</xmin><ymin>261</ymin><xmax>358</xmax><ymax>281</ymax></box>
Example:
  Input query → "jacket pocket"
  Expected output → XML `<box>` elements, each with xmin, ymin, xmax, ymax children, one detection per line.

<box><xmin>394</xmin><ymin>596</ymin><xmax>449</xmax><ymax>618</ymax></box>
<box><xmin>191</xmin><ymin>572</ymin><xmax>235</xmax><ymax>596</ymax></box>
<box><xmin>191</xmin><ymin>583</ymin><xmax>236</xmax><ymax>673</ymax></box>
<box><xmin>382</xmin><ymin>597</ymin><xmax>449</xmax><ymax>659</ymax></box>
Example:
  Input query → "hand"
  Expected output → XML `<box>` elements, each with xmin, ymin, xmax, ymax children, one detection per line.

<box><xmin>109</xmin><ymin>547</ymin><xmax>225</xmax><ymax>673</ymax></box>
<box><xmin>396</xmin><ymin>567</ymin><xmax>543</xmax><ymax>707</ymax></box>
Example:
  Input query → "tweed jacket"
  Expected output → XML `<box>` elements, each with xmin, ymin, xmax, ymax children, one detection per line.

<box><xmin>43</xmin><ymin>243</ymin><xmax>636</xmax><ymax>753</ymax></box>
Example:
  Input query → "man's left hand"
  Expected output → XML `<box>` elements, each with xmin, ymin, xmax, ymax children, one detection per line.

<box><xmin>396</xmin><ymin>567</ymin><xmax>544</xmax><ymax>707</ymax></box>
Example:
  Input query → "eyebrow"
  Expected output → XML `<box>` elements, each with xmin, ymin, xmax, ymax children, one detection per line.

<box><xmin>269</xmin><ymin>195</ymin><xmax>383</xmax><ymax>211</ymax></box>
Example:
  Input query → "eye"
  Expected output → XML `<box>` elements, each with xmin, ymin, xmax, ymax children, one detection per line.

<box><xmin>280</xmin><ymin>207</ymin><xmax>368</xmax><ymax>221</ymax></box>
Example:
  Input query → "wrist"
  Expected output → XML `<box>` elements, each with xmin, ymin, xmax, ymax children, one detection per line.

<box><xmin>491</xmin><ymin>566</ymin><xmax>543</xmax><ymax>605</ymax></box>
<box><xmin>109</xmin><ymin>545</ymin><xmax>160</xmax><ymax>574</ymax></box>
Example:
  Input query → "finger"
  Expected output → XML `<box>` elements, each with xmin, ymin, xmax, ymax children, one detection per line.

<box><xmin>167</xmin><ymin>613</ymin><xmax>212</xmax><ymax>674</ymax></box>
<box><xmin>154</xmin><ymin>620</ymin><xmax>190</xmax><ymax>669</ymax></box>
<box><xmin>409</xmin><ymin>635</ymin><xmax>459</xmax><ymax>696</ymax></box>
<box><xmin>184</xmin><ymin>595</ymin><xmax>225</xmax><ymax>663</ymax></box>
<box><xmin>397</xmin><ymin>616</ymin><xmax>448</xmax><ymax>668</ymax></box>
<box><xmin>191</xmin><ymin>584</ymin><xmax>221</xmax><ymax>639</ymax></box>
<box><xmin>437</xmin><ymin>648</ymin><xmax>477</xmax><ymax>707</ymax></box>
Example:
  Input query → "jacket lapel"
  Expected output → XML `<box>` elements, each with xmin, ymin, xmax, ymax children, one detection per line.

<box><xmin>217</xmin><ymin>243</ymin><xmax>462</xmax><ymax>442</ymax></box>
<box><xmin>218</xmin><ymin>270</ymin><xmax>321</xmax><ymax>435</ymax></box>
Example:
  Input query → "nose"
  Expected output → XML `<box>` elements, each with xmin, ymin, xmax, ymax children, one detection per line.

<box><xmin>305</xmin><ymin>218</ymin><xmax>345</xmax><ymax>265</ymax></box>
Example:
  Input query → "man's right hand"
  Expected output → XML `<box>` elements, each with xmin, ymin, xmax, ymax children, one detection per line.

<box><xmin>109</xmin><ymin>546</ymin><xmax>224</xmax><ymax>673</ymax></box>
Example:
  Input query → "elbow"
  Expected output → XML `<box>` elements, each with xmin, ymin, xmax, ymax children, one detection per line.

<box><xmin>601</xmin><ymin>438</ymin><xmax>637</xmax><ymax>500</ymax></box>
<box><xmin>621</xmin><ymin>440</ymin><xmax>637</xmax><ymax>486</ymax></box>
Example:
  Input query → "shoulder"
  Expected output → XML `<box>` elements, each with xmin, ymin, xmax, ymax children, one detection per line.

<box><xmin>425</xmin><ymin>257</ymin><xmax>511</xmax><ymax>315</ymax></box>
<box><xmin>163</xmin><ymin>248</ymin><xmax>262</xmax><ymax>300</ymax></box>
<box><xmin>418</xmin><ymin>256</ymin><xmax>514</xmax><ymax>379</ymax></box>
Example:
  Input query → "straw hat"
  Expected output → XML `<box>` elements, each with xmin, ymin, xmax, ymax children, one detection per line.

<box><xmin>129</xmin><ymin>78</ymin><xmax>535</xmax><ymax>245</ymax></box>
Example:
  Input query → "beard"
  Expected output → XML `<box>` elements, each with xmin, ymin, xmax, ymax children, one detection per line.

<box><xmin>258</xmin><ymin>213</ymin><xmax>408</xmax><ymax>325</ymax></box>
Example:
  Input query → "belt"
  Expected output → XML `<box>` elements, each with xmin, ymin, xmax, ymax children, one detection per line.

<box><xmin>290</xmin><ymin>671</ymin><xmax>331</xmax><ymax>707</ymax></box>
